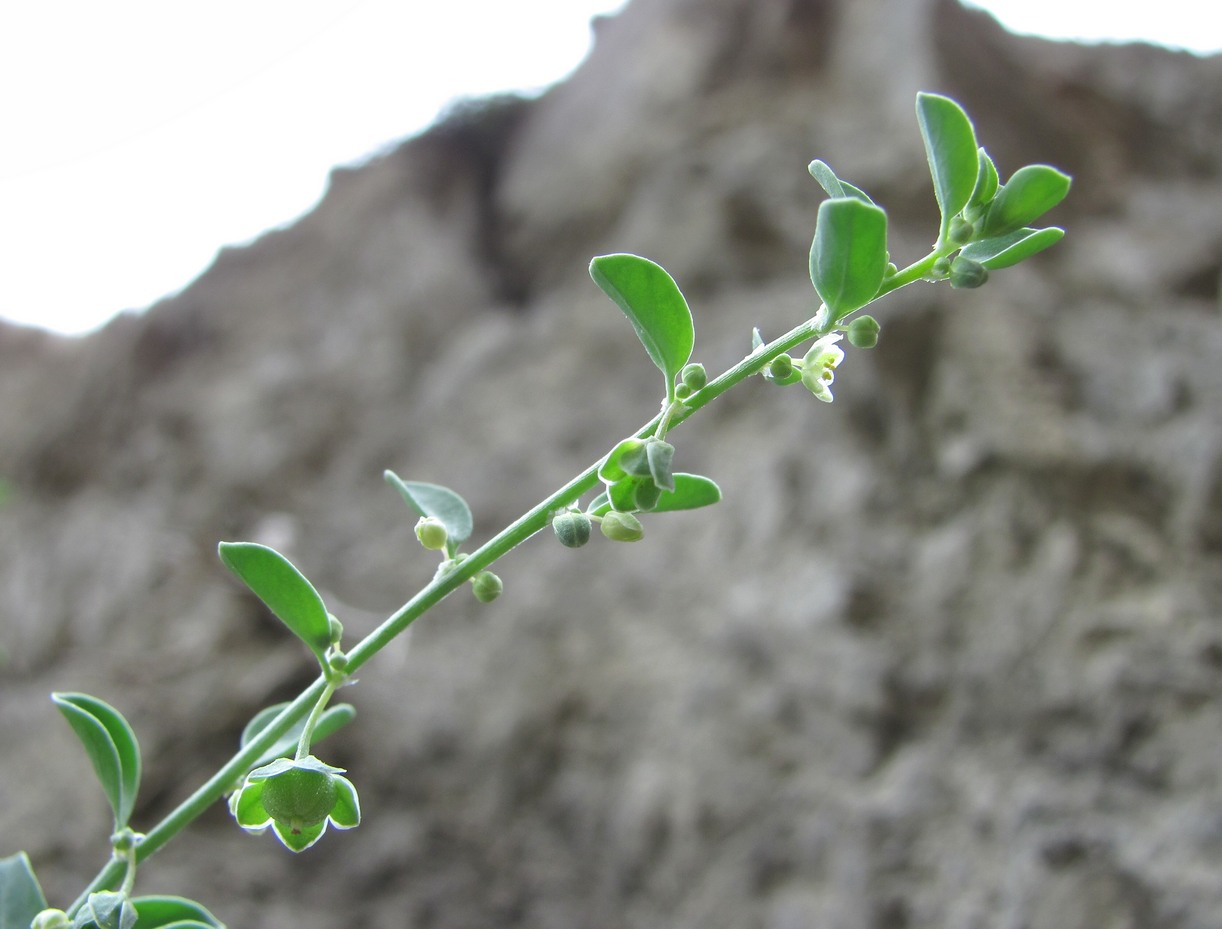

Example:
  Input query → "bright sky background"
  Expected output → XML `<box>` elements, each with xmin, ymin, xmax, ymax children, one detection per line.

<box><xmin>2</xmin><ymin>1</ymin><xmax>1218</xmax><ymax>337</ymax></box>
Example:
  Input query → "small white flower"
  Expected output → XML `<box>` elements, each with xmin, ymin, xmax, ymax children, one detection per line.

<box><xmin>800</xmin><ymin>333</ymin><xmax>845</xmax><ymax>403</ymax></box>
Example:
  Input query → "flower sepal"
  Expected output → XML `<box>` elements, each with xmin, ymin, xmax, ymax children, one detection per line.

<box><xmin>230</xmin><ymin>755</ymin><xmax>360</xmax><ymax>853</ymax></box>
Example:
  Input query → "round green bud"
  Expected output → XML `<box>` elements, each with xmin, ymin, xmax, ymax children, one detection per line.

<box><xmin>765</xmin><ymin>353</ymin><xmax>802</xmax><ymax>386</ymax></box>
<box><xmin>328</xmin><ymin>613</ymin><xmax>344</xmax><ymax>644</ymax></box>
<box><xmin>675</xmin><ymin>382</ymin><xmax>693</xmax><ymax>401</ymax></box>
<box><xmin>949</xmin><ymin>255</ymin><xmax>989</xmax><ymax>289</ymax></box>
<box><xmin>600</xmin><ymin>511</ymin><xmax>644</xmax><ymax>542</ymax></box>
<box><xmin>884</xmin><ymin>261</ymin><xmax>899</xmax><ymax>277</ymax></box>
<box><xmin>552</xmin><ymin>511</ymin><xmax>592</xmax><ymax>548</ymax></box>
<box><xmin>679</xmin><ymin>362</ymin><xmax>707</xmax><ymax>391</ymax></box>
<box><xmin>415</xmin><ymin>516</ymin><xmax>448</xmax><ymax>551</ymax></box>
<box><xmin>846</xmin><ymin>314</ymin><xmax>881</xmax><ymax>349</ymax></box>
<box><xmin>261</xmin><ymin>766</ymin><xmax>338</xmax><ymax>831</ymax></box>
<box><xmin>931</xmin><ymin>256</ymin><xmax>952</xmax><ymax>278</ymax></box>
<box><xmin>948</xmin><ymin>215</ymin><xmax>975</xmax><ymax>246</ymax></box>
<box><xmin>328</xmin><ymin>651</ymin><xmax>349</xmax><ymax>673</ymax></box>
<box><xmin>471</xmin><ymin>570</ymin><xmax>503</xmax><ymax>603</ymax></box>
<box><xmin>32</xmin><ymin>910</ymin><xmax>71</xmax><ymax>929</ymax></box>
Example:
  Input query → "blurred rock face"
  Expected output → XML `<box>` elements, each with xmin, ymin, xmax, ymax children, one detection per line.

<box><xmin>3</xmin><ymin>0</ymin><xmax>1221</xmax><ymax>926</ymax></box>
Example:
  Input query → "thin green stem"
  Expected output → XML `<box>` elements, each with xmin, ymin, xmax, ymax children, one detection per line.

<box><xmin>68</xmin><ymin>268</ymin><xmax>933</xmax><ymax>915</ymax></box>
<box><xmin>296</xmin><ymin>680</ymin><xmax>339</xmax><ymax>760</ymax></box>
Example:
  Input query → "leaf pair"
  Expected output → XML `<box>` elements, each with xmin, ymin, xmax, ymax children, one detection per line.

<box><xmin>52</xmin><ymin>693</ymin><xmax>141</xmax><ymax>832</ymax></box>
<box><xmin>915</xmin><ymin>92</ymin><xmax>1069</xmax><ymax>265</ymax></box>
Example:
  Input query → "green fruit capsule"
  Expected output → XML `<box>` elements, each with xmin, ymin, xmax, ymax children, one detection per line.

<box><xmin>600</xmin><ymin>511</ymin><xmax>644</xmax><ymax>542</ymax></box>
<box><xmin>261</xmin><ymin>766</ymin><xmax>339</xmax><ymax>831</ymax></box>
<box><xmin>948</xmin><ymin>215</ymin><xmax>975</xmax><ymax>246</ymax></box>
<box><xmin>949</xmin><ymin>255</ymin><xmax>989</xmax><ymax>289</ymax></box>
<box><xmin>471</xmin><ymin>570</ymin><xmax>503</xmax><ymax>603</ymax></box>
<box><xmin>846</xmin><ymin>314</ymin><xmax>880</xmax><ymax>349</ymax></box>
<box><xmin>553</xmin><ymin>511</ymin><xmax>592</xmax><ymax>548</ymax></box>
<box><xmin>415</xmin><ymin>516</ymin><xmax>449</xmax><ymax>551</ymax></box>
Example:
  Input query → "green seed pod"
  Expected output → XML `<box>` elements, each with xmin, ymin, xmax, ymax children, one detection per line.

<box><xmin>949</xmin><ymin>255</ymin><xmax>989</xmax><ymax>289</ymax></box>
<box><xmin>261</xmin><ymin>766</ymin><xmax>338</xmax><ymax>831</ymax></box>
<box><xmin>600</xmin><ymin>511</ymin><xmax>644</xmax><ymax>542</ymax></box>
<box><xmin>846</xmin><ymin>314</ymin><xmax>881</xmax><ymax>349</ymax></box>
<box><xmin>680</xmin><ymin>362</ymin><xmax>707</xmax><ymax>391</ymax></box>
<box><xmin>553</xmin><ymin>511</ymin><xmax>592</xmax><ymax>548</ymax></box>
<box><xmin>471</xmin><ymin>570</ymin><xmax>503</xmax><ymax>603</ymax></box>
<box><xmin>415</xmin><ymin>516</ymin><xmax>448</xmax><ymax>551</ymax></box>
<box><xmin>948</xmin><ymin>215</ymin><xmax>975</xmax><ymax>246</ymax></box>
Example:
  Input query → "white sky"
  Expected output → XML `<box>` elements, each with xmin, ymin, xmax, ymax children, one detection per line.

<box><xmin>1</xmin><ymin>0</ymin><xmax>1218</xmax><ymax>337</ymax></box>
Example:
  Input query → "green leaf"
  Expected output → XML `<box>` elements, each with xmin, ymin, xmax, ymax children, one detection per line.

<box><xmin>240</xmin><ymin>702</ymin><xmax>357</xmax><ymax>768</ymax></box>
<box><xmin>960</xmin><ymin>226</ymin><xmax>1065</xmax><ymax>270</ymax></box>
<box><xmin>589</xmin><ymin>254</ymin><xmax>695</xmax><ymax>399</ymax></box>
<box><xmin>217</xmin><ymin>543</ymin><xmax>331</xmax><ymax>662</ymax></box>
<box><xmin>588</xmin><ymin>473</ymin><xmax>721</xmax><ymax>517</ymax></box>
<box><xmin>383</xmin><ymin>472</ymin><xmax>473</xmax><ymax>556</ymax></box>
<box><xmin>130</xmin><ymin>896</ymin><xmax>224</xmax><ymax>929</ymax></box>
<box><xmin>809</xmin><ymin>198</ymin><xmax>889</xmax><ymax>320</ymax></box>
<box><xmin>52</xmin><ymin>693</ymin><xmax>141</xmax><ymax>830</ymax></box>
<box><xmin>964</xmin><ymin>147</ymin><xmax>999</xmax><ymax>221</ymax></box>
<box><xmin>597</xmin><ymin>438</ymin><xmax>649</xmax><ymax>485</ymax></box>
<box><xmin>0</xmin><ymin>852</ymin><xmax>47</xmax><ymax>929</ymax></box>
<box><xmin>807</xmin><ymin>160</ymin><xmax>873</xmax><ymax>203</ymax></box>
<box><xmin>980</xmin><ymin>164</ymin><xmax>1071</xmax><ymax>238</ymax></box>
<box><xmin>916</xmin><ymin>93</ymin><xmax>979</xmax><ymax>233</ymax></box>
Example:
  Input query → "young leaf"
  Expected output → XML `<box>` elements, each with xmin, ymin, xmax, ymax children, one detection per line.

<box><xmin>807</xmin><ymin>160</ymin><xmax>873</xmax><ymax>203</ymax></box>
<box><xmin>964</xmin><ymin>147</ymin><xmax>999</xmax><ymax>221</ymax></box>
<box><xmin>588</xmin><ymin>473</ymin><xmax>721</xmax><ymax>516</ymax></box>
<box><xmin>130</xmin><ymin>895</ymin><xmax>225</xmax><ymax>929</ymax></box>
<box><xmin>809</xmin><ymin>198</ymin><xmax>889</xmax><ymax>320</ymax></box>
<box><xmin>51</xmin><ymin>693</ymin><xmax>141</xmax><ymax>830</ymax></box>
<box><xmin>589</xmin><ymin>254</ymin><xmax>695</xmax><ymax>398</ymax></box>
<box><xmin>980</xmin><ymin>164</ymin><xmax>1071</xmax><ymax>238</ymax></box>
<box><xmin>383</xmin><ymin>472</ymin><xmax>473</xmax><ymax>555</ymax></box>
<box><xmin>916</xmin><ymin>92</ymin><xmax>979</xmax><ymax>232</ymax></box>
<box><xmin>0</xmin><ymin>852</ymin><xmax>47</xmax><ymax>929</ymax></box>
<box><xmin>217</xmin><ymin>543</ymin><xmax>331</xmax><ymax>663</ymax></box>
<box><xmin>959</xmin><ymin>226</ymin><xmax>1065</xmax><ymax>270</ymax></box>
<box><xmin>240</xmin><ymin>702</ymin><xmax>357</xmax><ymax>768</ymax></box>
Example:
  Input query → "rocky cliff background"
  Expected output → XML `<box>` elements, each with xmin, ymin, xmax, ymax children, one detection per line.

<box><xmin>3</xmin><ymin>0</ymin><xmax>1221</xmax><ymax>926</ymax></box>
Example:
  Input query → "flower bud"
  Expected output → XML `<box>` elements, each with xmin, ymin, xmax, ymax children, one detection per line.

<box><xmin>948</xmin><ymin>215</ymin><xmax>975</xmax><ymax>246</ymax></box>
<box><xmin>846</xmin><ymin>314</ymin><xmax>880</xmax><ymax>349</ymax></box>
<box><xmin>949</xmin><ymin>255</ymin><xmax>989</xmax><ymax>289</ymax></box>
<box><xmin>600</xmin><ymin>511</ymin><xmax>644</xmax><ymax>542</ymax></box>
<box><xmin>931</xmin><ymin>256</ymin><xmax>952</xmax><ymax>278</ymax></box>
<box><xmin>552</xmin><ymin>511</ymin><xmax>592</xmax><ymax>548</ymax></box>
<box><xmin>415</xmin><ymin>516</ymin><xmax>448</xmax><ymax>551</ymax></box>
<box><xmin>32</xmin><ymin>910</ymin><xmax>71</xmax><ymax>929</ymax></box>
<box><xmin>471</xmin><ymin>570</ymin><xmax>503</xmax><ymax>603</ymax></box>
<box><xmin>679</xmin><ymin>362</ymin><xmax>707</xmax><ymax>391</ymax></box>
<box><xmin>675</xmin><ymin>382</ymin><xmax>693</xmax><ymax>401</ymax></box>
<box><xmin>764</xmin><ymin>354</ymin><xmax>801</xmax><ymax>386</ymax></box>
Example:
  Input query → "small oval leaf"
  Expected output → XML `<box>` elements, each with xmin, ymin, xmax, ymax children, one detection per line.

<box><xmin>981</xmin><ymin>164</ymin><xmax>1072</xmax><ymax>238</ymax></box>
<box><xmin>130</xmin><ymin>896</ymin><xmax>225</xmax><ymax>929</ymax></box>
<box><xmin>809</xmin><ymin>198</ymin><xmax>889</xmax><ymax>320</ymax></box>
<box><xmin>960</xmin><ymin>226</ymin><xmax>1065</xmax><ymax>270</ymax></box>
<box><xmin>217</xmin><ymin>542</ymin><xmax>331</xmax><ymax>662</ymax></box>
<box><xmin>916</xmin><ymin>92</ymin><xmax>980</xmax><ymax>229</ymax></box>
<box><xmin>52</xmin><ymin>693</ymin><xmax>141</xmax><ymax>829</ymax></box>
<box><xmin>589</xmin><ymin>254</ymin><xmax>695</xmax><ymax>392</ymax></box>
<box><xmin>0</xmin><ymin>852</ymin><xmax>48</xmax><ymax>929</ymax></box>
<box><xmin>240</xmin><ymin>702</ymin><xmax>357</xmax><ymax>768</ymax></box>
<box><xmin>384</xmin><ymin>472</ymin><xmax>473</xmax><ymax>555</ymax></box>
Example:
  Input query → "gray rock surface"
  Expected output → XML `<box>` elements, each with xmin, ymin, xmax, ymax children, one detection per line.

<box><xmin>2</xmin><ymin>0</ymin><xmax>1221</xmax><ymax>926</ymax></box>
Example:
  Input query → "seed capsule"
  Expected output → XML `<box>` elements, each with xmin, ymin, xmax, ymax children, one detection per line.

<box><xmin>415</xmin><ymin>516</ymin><xmax>449</xmax><ymax>551</ymax></box>
<box><xmin>846</xmin><ymin>315</ymin><xmax>880</xmax><ymax>349</ymax></box>
<box><xmin>949</xmin><ymin>255</ymin><xmax>989</xmax><ymax>289</ymax></box>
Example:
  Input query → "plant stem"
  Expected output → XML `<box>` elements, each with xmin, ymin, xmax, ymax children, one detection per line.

<box><xmin>68</xmin><ymin>268</ymin><xmax>932</xmax><ymax>913</ymax></box>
